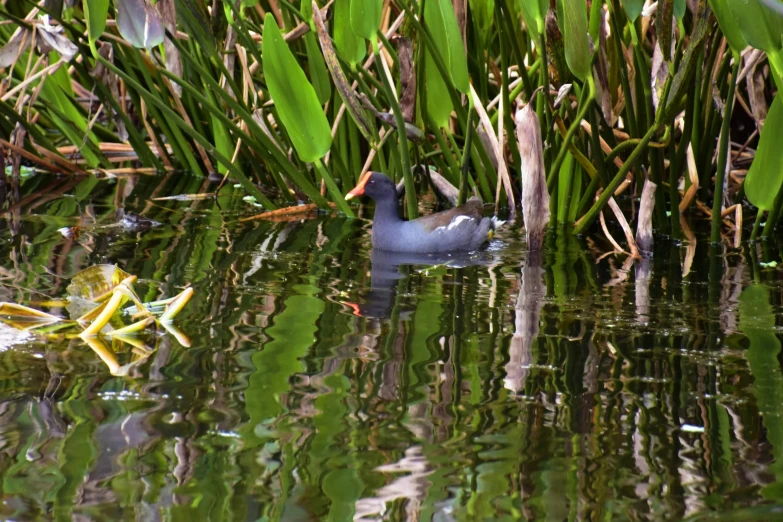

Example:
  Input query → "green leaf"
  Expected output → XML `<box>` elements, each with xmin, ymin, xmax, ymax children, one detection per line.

<box><xmin>211</xmin><ymin>115</ymin><xmax>232</xmax><ymax>174</ymax></box>
<box><xmin>423</xmin><ymin>0</ymin><xmax>454</xmax><ymax>126</ymax></box>
<box><xmin>422</xmin><ymin>0</ymin><xmax>470</xmax><ymax>126</ymax></box>
<box><xmin>304</xmin><ymin>33</ymin><xmax>331</xmax><ymax>105</ymax></box>
<box><xmin>334</xmin><ymin>0</ymin><xmax>366</xmax><ymax>65</ymax></box>
<box><xmin>745</xmin><ymin>95</ymin><xmax>783</xmax><ymax>210</ymax></box>
<box><xmin>674</xmin><ymin>0</ymin><xmax>686</xmax><ymax>18</ymax></box>
<box><xmin>300</xmin><ymin>0</ymin><xmax>312</xmax><ymax>19</ymax></box>
<box><xmin>262</xmin><ymin>13</ymin><xmax>332</xmax><ymax>163</ymax></box>
<box><xmin>424</xmin><ymin>0</ymin><xmax>469</xmax><ymax>94</ymax></box>
<box><xmin>469</xmin><ymin>0</ymin><xmax>495</xmax><ymax>35</ymax></box>
<box><xmin>560</xmin><ymin>0</ymin><xmax>591</xmax><ymax>80</ymax></box>
<box><xmin>517</xmin><ymin>0</ymin><xmax>548</xmax><ymax>37</ymax></box>
<box><xmin>769</xmin><ymin>50</ymin><xmax>783</xmax><ymax>91</ymax></box>
<box><xmin>727</xmin><ymin>0</ymin><xmax>783</xmax><ymax>52</ymax></box>
<box><xmin>589</xmin><ymin>0</ymin><xmax>603</xmax><ymax>43</ymax></box>
<box><xmin>424</xmin><ymin>48</ymin><xmax>452</xmax><ymax>128</ymax></box>
<box><xmin>84</xmin><ymin>0</ymin><xmax>109</xmax><ymax>55</ymax></box>
<box><xmin>350</xmin><ymin>0</ymin><xmax>382</xmax><ymax>43</ymax></box>
<box><xmin>116</xmin><ymin>0</ymin><xmax>164</xmax><ymax>49</ymax></box>
<box><xmin>556</xmin><ymin>152</ymin><xmax>574</xmax><ymax>224</ymax></box>
<box><xmin>438</xmin><ymin>0</ymin><xmax>470</xmax><ymax>93</ymax></box>
<box><xmin>621</xmin><ymin>0</ymin><xmax>645</xmax><ymax>21</ymax></box>
<box><xmin>708</xmin><ymin>0</ymin><xmax>748</xmax><ymax>54</ymax></box>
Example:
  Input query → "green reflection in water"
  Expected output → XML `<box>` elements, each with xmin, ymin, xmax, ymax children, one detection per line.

<box><xmin>740</xmin><ymin>285</ymin><xmax>783</xmax><ymax>502</ymax></box>
<box><xmin>1</xmin><ymin>174</ymin><xmax>783</xmax><ymax>520</ymax></box>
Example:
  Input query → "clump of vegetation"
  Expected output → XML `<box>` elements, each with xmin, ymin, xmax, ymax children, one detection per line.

<box><xmin>0</xmin><ymin>0</ymin><xmax>781</xmax><ymax>246</ymax></box>
<box><xmin>0</xmin><ymin>264</ymin><xmax>193</xmax><ymax>374</ymax></box>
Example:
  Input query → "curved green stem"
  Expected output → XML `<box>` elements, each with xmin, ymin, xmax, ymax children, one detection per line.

<box><xmin>605</xmin><ymin>125</ymin><xmax>671</xmax><ymax>165</ymax></box>
<box><xmin>574</xmin><ymin>123</ymin><xmax>662</xmax><ymax>235</ymax></box>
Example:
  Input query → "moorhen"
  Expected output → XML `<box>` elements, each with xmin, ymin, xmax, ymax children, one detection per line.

<box><xmin>345</xmin><ymin>172</ymin><xmax>502</xmax><ymax>253</ymax></box>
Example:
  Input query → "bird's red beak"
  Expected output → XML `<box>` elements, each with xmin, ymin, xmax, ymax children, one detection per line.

<box><xmin>345</xmin><ymin>171</ymin><xmax>372</xmax><ymax>200</ymax></box>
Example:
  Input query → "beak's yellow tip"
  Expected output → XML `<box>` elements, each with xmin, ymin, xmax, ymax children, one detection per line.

<box><xmin>345</xmin><ymin>193</ymin><xmax>355</xmax><ymax>201</ymax></box>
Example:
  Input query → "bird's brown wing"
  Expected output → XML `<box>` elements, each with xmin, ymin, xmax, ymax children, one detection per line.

<box><xmin>414</xmin><ymin>197</ymin><xmax>485</xmax><ymax>233</ymax></box>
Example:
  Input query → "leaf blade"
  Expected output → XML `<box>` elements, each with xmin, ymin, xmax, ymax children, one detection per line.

<box><xmin>262</xmin><ymin>13</ymin><xmax>332</xmax><ymax>163</ymax></box>
<box><xmin>561</xmin><ymin>0</ymin><xmax>591</xmax><ymax>80</ymax></box>
<box><xmin>438</xmin><ymin>0</ymin><xmax>470</xmax><ymax>93</ymax></box>
<box><xmin>745</xmin><ymin>95</ymin><xmax>783</xmax><ymax>210</ymax></box>
<box><xmin>350</xmin><ymin>0</ymin><xmax>382</xmax><ymax>42</ymax></box>
<box><xmin>84</xmin><ymin>0</ymin><xmax>109</xmax><ymax>55</ymax></box>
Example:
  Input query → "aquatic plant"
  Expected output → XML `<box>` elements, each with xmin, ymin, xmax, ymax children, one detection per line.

<box><xmin>0</xmin><ymin>0</ymin><xmax>781</xmax><ymax>245</ymax></box>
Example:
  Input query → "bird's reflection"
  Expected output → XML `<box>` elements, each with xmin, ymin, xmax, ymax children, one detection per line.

<box><xmin>352</xmin><ymin>248</ymin><xmax>494</xmax><ymax>318</ymax></box>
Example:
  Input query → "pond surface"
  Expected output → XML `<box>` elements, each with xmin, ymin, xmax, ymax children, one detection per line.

<box><xmin>1</xmin><ymin>173</ymin><xmax>783</xmax><ymax>521</ymax></box>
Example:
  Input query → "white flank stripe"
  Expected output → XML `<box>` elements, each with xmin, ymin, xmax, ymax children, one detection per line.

<box><xmin>144</xmin><ymin>11</ymin><xmax>150</xmax><ymax>48</ymax></box>
<box><xmin>448</xmin><ymin>215</ymin><xmax>473</xmax><ymax>230</ymax></box>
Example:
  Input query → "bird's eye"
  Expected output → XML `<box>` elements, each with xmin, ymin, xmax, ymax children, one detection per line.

<box><xmin>369</xmin><ymin>180</ymin><xmax>375</xmax><ymax>184</ymax></box>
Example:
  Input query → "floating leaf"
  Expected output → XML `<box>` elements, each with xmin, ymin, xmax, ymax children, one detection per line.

<box><xmin>744</xmin><ymin>95</ymin><xmax>783</xmax><ymax>210</ymax></box>
<box><xmin>708</xmin><ymin>0</ymin><xmax>748</xmax><ymax>54</ymax></box>
<box><xmin>727</xmin><ymin>0</ymin><xmax>783</xmax><ymax>52</ymax></box>
<box><xmin>334</xmin><ymin>0</ymin><xmax>366</xmax><ymax>66</ymax></box>
<box><xmin>262</xmin><ymin>13</ymin><xmax>332</xmax><ymax>163</ymax></box>
<box><xmin>560</xmin><ymin>0</ymin><xmax>591</xmax><ymax>80</ymax></box>
<box><xmin>116</xmin><ymin>0</ymin><xmax>164</xmax><ymax>49</ymax></box>
<box><xmin>350</xmin><ymin>0</ymin><xmax>382</xmax><ymax>43</ymax></box>
<box><xmin>84</xmin><ymin>0</ymin><xmax>110</xmax><ymax>54</ymax></box>
<box><xmin>66</xmin><ymin>264</ymin><xmax>134</xmax><ymax>302</ymax></box>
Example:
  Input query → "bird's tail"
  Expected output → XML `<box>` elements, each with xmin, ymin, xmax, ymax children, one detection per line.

<box><xmin>487</xmin><ymin>216</ymin><xmax>506</xmax><ymax>239</ymax></box>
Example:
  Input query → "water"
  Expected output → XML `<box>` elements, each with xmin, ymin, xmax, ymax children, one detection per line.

<box><xmin>1</xmin><ymin>173</ymin><xmax>783</xmax><ymax>520</ymax></box>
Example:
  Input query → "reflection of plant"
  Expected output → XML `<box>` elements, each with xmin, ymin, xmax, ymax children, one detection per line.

<box><xmin>0</xmin><ymin>264</ymin><xmax>193</xmax><ymax>374</ymax></box>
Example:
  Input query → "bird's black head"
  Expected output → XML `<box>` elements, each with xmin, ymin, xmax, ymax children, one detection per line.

<box><xmin>345</xmin><ymin>172</ymin><xmax>398</xmax><ymax>202</ymax></box>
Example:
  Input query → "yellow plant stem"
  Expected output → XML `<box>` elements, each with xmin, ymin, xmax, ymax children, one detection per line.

<box><xmin>80</xmin><ymin>289</ymin><xmax>126</xmax><ymax>337</ymax></box>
